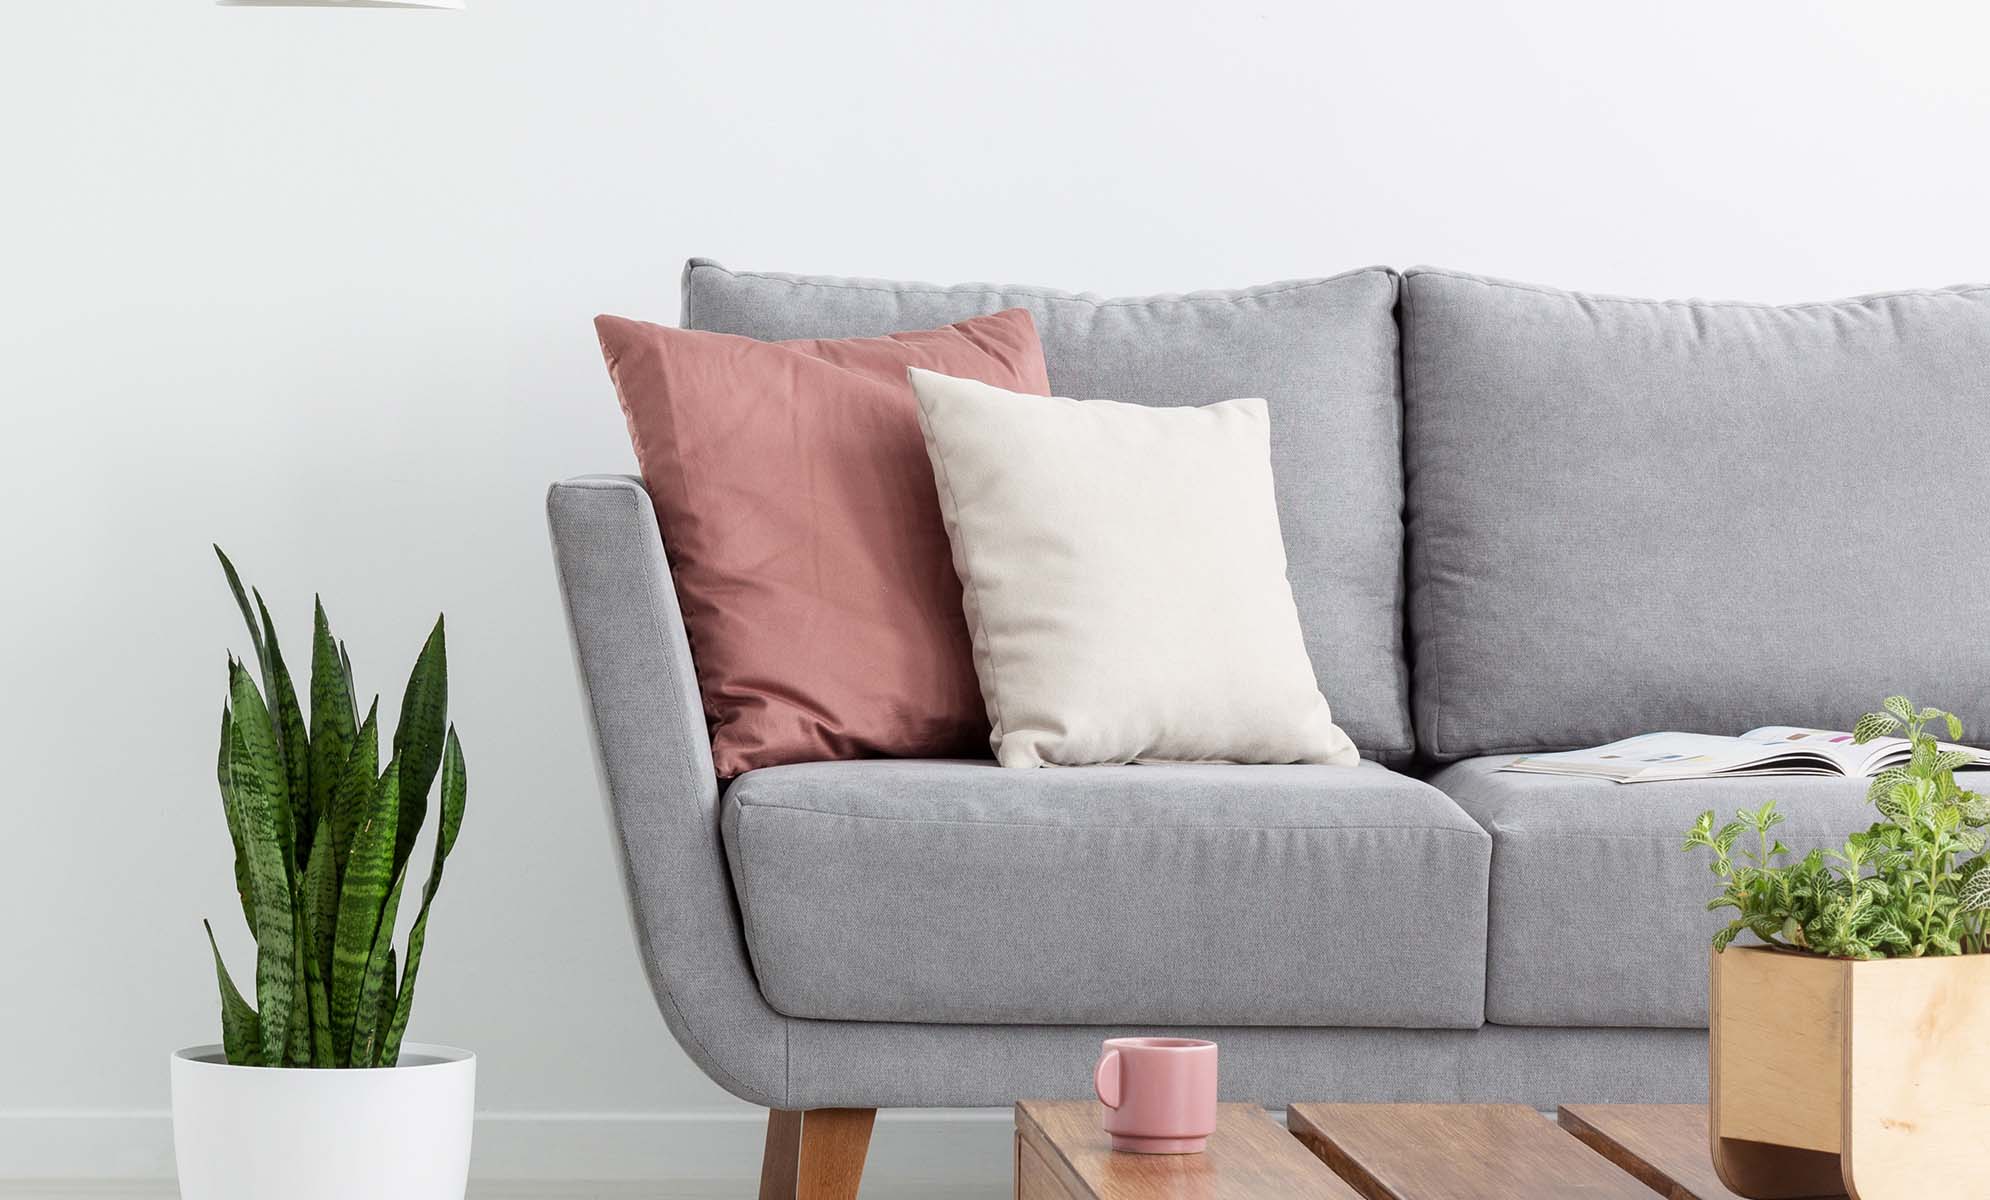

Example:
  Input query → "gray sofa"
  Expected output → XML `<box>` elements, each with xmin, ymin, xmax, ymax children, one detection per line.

<box><xmin>547</xmin><ymin>261</ymin><xmax>1990</xmax><ymax>1180</ymax></box>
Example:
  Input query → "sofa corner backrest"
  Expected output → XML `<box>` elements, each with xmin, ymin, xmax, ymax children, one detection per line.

<box><xmin>681</xmin><ymin>259</ymin><xmax>1414</xmax><ymax>763</ymax></box>
<box><xmin>1400</xmin><ymin>266</ymin><xmax>1990</xmax><ymax>761</ymax></box>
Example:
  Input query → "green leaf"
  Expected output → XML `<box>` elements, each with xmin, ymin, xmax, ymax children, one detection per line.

<box><xmin>330</xmin><ymin>762</ymin><xmax>400</xmax><ymax>1066</ymax></box>
<box><xmin>308</xmin><ymin>598</ymin><xmax>357</xmax><ymax>842</ymax></box>
<box><xmin>203</xmin><ymin>919</ymin><xmax>262</xmax><ymax>1067</ymax></box>
<box><xmin>1867</xmin><ymin>767</ymin><xmax>1908</xmax><ymax>807</ymax></box>
<box><xmin>339</xmin><ymin>642</ymin><xmax>359</xmax><ymax>733</ymax></box>
<box><xmin>1870</xmin><ymin>919</ymin><xmax>1913</xmax><ymax>949</ymax></box>
<box><xmin>1959</xmin><ymin>870</ymin><xmax>1990</xmax><ymax>913</ymax></box>
<box><xmin>380</xmin><ymin>727</ymin><xmax>466</xmax><ymax>1067</ymax></box>
<box><xmin>1885</xmin><ymin>695</ymin><xmax>1917</xmax><ymax>722</ymax></box>
<box><xmin>330</xmin><ymin>700</ymin><xmax>381</xmax><ymax>882</ymax></box>
<box><xmin>303</xmin><ymin>957</ymin><xmax>334</xmax><ymax>1068</ymax></box>
<box><xmin>351</xmin><ymin>869</ymin><xmax>408</xmax><ymax>1069</ymax></box>
<box><xmin>430</xmin><ymin>727</ymin><xmax>466</xmax><ymax>882</ymax></box>
<box><xmin>1855</xmin><ymin>712</ymin><xmax>1901</xmax><ymax>744</ymax></box>
<box><xmin>256</xmin><ymin>591</ymin><xmax>311</xmax><ymax>870</ymax></box>
<box><xmin>301</xmin><ymin>814</ymin><xmax>338</xmax><ymax>994</ymax></box>
<box><xmin>1714</xmin><ymin>822</ymin><xmax>1743</xmax><ymax>856</ymax></box>
<box><xmin>371</xmin><ymin>947</ymin><xmax>398</xmax><ymax>1068</ymax></box>
<box><xmin>214</xmin><ymin>547</ymin><xmax>269</xmax><ymax>696</ymax></box>
<box><xmin>1876</xmin><ymin>783</ymin><xmax>1910</xmax><ymax>823</ymax></box>
<box><xmin>1912</xmin><ymin>738</ymin><xmax>1938</xmax><ymax>777</ymax></box>
<box><xmin>391</xmin><ymin>617</ymin><xmax>448</xmax><ymax>876</ymax></box>
<box><xmin>1936</xmin><ymin>750</ymin><xmax>1974</xmax><ymax>775</ymax></box>
<box><xmin>1948</xmin><ymin>713</ymin><xmax>1964</xmax><ymax>740</ymax></box>
<box><xmin>1683</xmin><ymin>810</ymin><xmax>1715</xmax><ymax>851</ymax></box>
<box><xmin>227</xmin><ymin>663</ymin><xmax>297</xmax><ymax>1066</ymax></box>
<box><xmin>285</xmin><ymin>910</ymin><xmax>312</xmax><ymax>1067</ymax></box>
<box><xmin>216</xmin><ymin>701</ymin><xmax>254</xmax><ymax>935</ymax></box>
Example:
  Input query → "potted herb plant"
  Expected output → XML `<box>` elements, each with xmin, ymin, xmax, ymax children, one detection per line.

<box><xmin>1685</xmin><ymin>697</ymin><xmax>1990</xmax><ymax>1200</ymax></box>
<box><xmin>172</xmin><ymin>549</ymin><xmax>472</xmax><ymax>1200</ymax></box>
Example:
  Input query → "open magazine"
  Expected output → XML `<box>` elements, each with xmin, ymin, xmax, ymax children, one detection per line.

<box><xmin>1502</xmin><ymin>726</ymin><xmax>1990</xmax><ymax>784</ymax></box>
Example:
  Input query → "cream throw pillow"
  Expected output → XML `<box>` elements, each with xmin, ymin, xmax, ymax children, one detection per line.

<box><xmin>908</xmin><ymin>367</ymin><xmax>1359</xmax><ymax>769</ymax></box>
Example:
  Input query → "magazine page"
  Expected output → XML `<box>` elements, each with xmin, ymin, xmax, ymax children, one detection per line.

<box><xmin>1737</xmin><ymin>727</ymin><xmax>1882</xmax><ymax>773</ymax></box>
<box><xmin>1502</xmin><ymin>731</ymin><xmax>1832</xmax><ymax>783</ymax></box>
<box><xmin>1740</xmin><ymin>726</ymin><xmax>1990</xmax><ymax>775</ymax></box>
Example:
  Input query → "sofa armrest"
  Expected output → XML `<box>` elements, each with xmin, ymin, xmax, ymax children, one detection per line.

<box><xmin>546</xmin><ymin>474</ymin><xmax>787</xmax><ymax>1107</ymax></box>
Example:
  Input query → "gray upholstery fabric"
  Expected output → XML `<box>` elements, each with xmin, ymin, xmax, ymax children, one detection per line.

<box><xmin>786</xmin><ymin>1021</ymin><xmax>1706</xmax><ymax>1110</ymax></box>
<box><xmin>721</xmin><ymin>759</ymin><xmax>1489</xmax><ymax>1027</ymax></box>
<box><xmin>1430</xmin><ymin>757</ymin><xmax>1881</xmax><ymax>1026</ymax></box>
<box><xmin>682</xmin><ymin>260</ymin><xmax>1413</xmax><ymax>762</ymax></box>
<box><xmin>547</xmin><ymin>475</ymin><xmax>790</xmax><ymax>1108</ymax></box>
<box><xmin>1401</xmin><ymin>268</ymin><xmax>1990</xmax><ymax>760</ymax></box>
<box><xmin>549</xmin><ymin>473</ymin><xmax>1705</xmax><ymax>1110</ymax></box>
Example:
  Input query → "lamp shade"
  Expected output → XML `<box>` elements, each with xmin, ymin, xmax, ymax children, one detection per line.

<box><xmin>217</xmin><ymin>1</ymin><xmax>463</xmax><ymax>8</ymax></box>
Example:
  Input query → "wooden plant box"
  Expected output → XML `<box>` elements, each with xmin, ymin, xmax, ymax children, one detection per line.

<box><xmin>1709</xmin><ymin>944</ymin><xmax>1990</xmax><ymax>1199</ymax></box>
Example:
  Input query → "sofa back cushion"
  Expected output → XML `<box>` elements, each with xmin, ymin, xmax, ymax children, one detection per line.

<box><xmin>1402</xmin><ymin>267</ymin><xmax>1990</xmax><ymax>760</ymax></box>
<box><xmin>683</xmin><ymin>260</ymin><xmax>1413</xmax><ymax>761</ymax></box>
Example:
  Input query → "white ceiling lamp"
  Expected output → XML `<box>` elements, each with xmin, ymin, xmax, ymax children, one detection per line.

<box><xmin>218</xmin><ymin>1</ymin><xmax>463</xmax><ymax>8</ymax></box>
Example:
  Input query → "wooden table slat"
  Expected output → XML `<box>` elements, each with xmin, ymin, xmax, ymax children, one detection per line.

<box><xmin>1558</xmin><ymin>1104</ymin><xmax>1845</xmax><ymax>1200</ymax></box>
<box><xmin>1288</xmin><ymin>1103</ymin><xmax>1656</xmax><ymax>1200</ymax></box>
<box><xmin>1016</xmin><ymin>1101</ymin><xmax>1362</xmax><ymax>1200</ymax></box>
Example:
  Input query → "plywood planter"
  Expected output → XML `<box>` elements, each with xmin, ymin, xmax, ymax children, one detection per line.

<box><xmin>1709</xmin><ymin>944</ymin><xmax>1990</xmax><ymax>1200</ymax></box>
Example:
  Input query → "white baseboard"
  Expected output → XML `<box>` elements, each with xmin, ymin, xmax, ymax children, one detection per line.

<box><xmin>0</xmin><ymin>1109</ymin><xmax>1015</xmax><ymax>1199</ymax></box>
<box><xmin>0</xmin><ymin>1187</ymin><xmax>1002</xmax><ymax>1200</ymax></box>
<box><xmin>2</xmin><ymin>1186</ymin><xmax>999</xmax><ymax>1200</ymax></box>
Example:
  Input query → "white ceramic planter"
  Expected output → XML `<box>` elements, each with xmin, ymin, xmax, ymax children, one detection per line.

<box><xmin>172</xmin><ymin>1042</ymin><xmax>475</xmax><ymax>1200</ymax></box>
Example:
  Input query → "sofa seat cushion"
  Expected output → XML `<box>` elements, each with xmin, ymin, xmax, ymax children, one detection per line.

<box><xmin>722</xmin><ymin>760</ymin><xmax>1491</xmax><ymax>1027</ymax></box>
<box><xmin>1429</xmin><ymin>757</ymin><xmax>1879</xmax><ymax>1027</ymax></box>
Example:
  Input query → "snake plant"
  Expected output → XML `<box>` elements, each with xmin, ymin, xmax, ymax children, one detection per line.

<box><xmin>205</xmin><ymin>547</ymin><xmax>466</xmax><ymax>1067</ymax></box>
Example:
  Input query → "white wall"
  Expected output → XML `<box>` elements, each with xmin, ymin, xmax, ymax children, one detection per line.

<box><xmin>4</xmin><ymin>0</ymin><xmax>1989</xmax><ymax>1186</ymax></box>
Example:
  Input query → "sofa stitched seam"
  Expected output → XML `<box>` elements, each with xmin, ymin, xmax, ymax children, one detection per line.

<box><xmin>724</xmin><ymin>806</ymin><xmax>778</xmax><ymax>1076</ymax></box>
<box><xmin>1410</xmin><ymin>267</ymin><xmax>1990</xmax><ymax>311</ymax></box>
<box><xmin>727</xmin><ymin>799</ymin><xmax>1489</xmax><ymax>837</ymax></box>
<box><xmin>698</xmin><ymin>263</ymin><xmax>1393</xmax><ymax>307</ymax></box>
<box><xmin>1384</xmin><ymin>269</ymin><xmax>1416</xmax><ymax>760</ymax></box>
<box><xmin>587</xmin><ymin>482</ymin><xmax>784</xmax><ymax>1107</ymax></box>
<box><xmin>1399</xmin><ymin>276</ymin><xmax>1442</xmax><ymax>758</ymax></box>
<box><xmin>1487</xmin><ymin>830</ymin><xmax>1848</xmax><ymax>843</ymax></box>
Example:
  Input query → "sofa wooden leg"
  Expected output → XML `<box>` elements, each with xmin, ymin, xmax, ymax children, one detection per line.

<box><xmin>760</xmin><ymin>1107</ymin><xmax>877</xmax><ymax>1200</ymax></box>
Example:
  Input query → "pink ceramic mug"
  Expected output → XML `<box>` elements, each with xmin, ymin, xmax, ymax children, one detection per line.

<box><xmin>1092</xmin><ymin>1037</ymin><xmax>1219</xmax><ymax>1153</ymax></box>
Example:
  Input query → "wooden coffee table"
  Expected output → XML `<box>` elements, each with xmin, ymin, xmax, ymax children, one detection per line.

<box><xmin>1017</xmin><ymin>1101</ymin><xmax>1805</xmax><ymax>1199</ymax></box>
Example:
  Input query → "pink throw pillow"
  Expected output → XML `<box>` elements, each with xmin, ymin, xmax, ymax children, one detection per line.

<box><xmin>595</xmin><ymin>309</ymin><xmax>1050</xmax><ymax>777</ymax></box>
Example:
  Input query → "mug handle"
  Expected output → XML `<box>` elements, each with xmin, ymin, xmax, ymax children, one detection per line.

<box><xmin>1094</xmin><ymin>1048</ymin><xmax>1122</xmax><ymax>1109</ymax></box>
